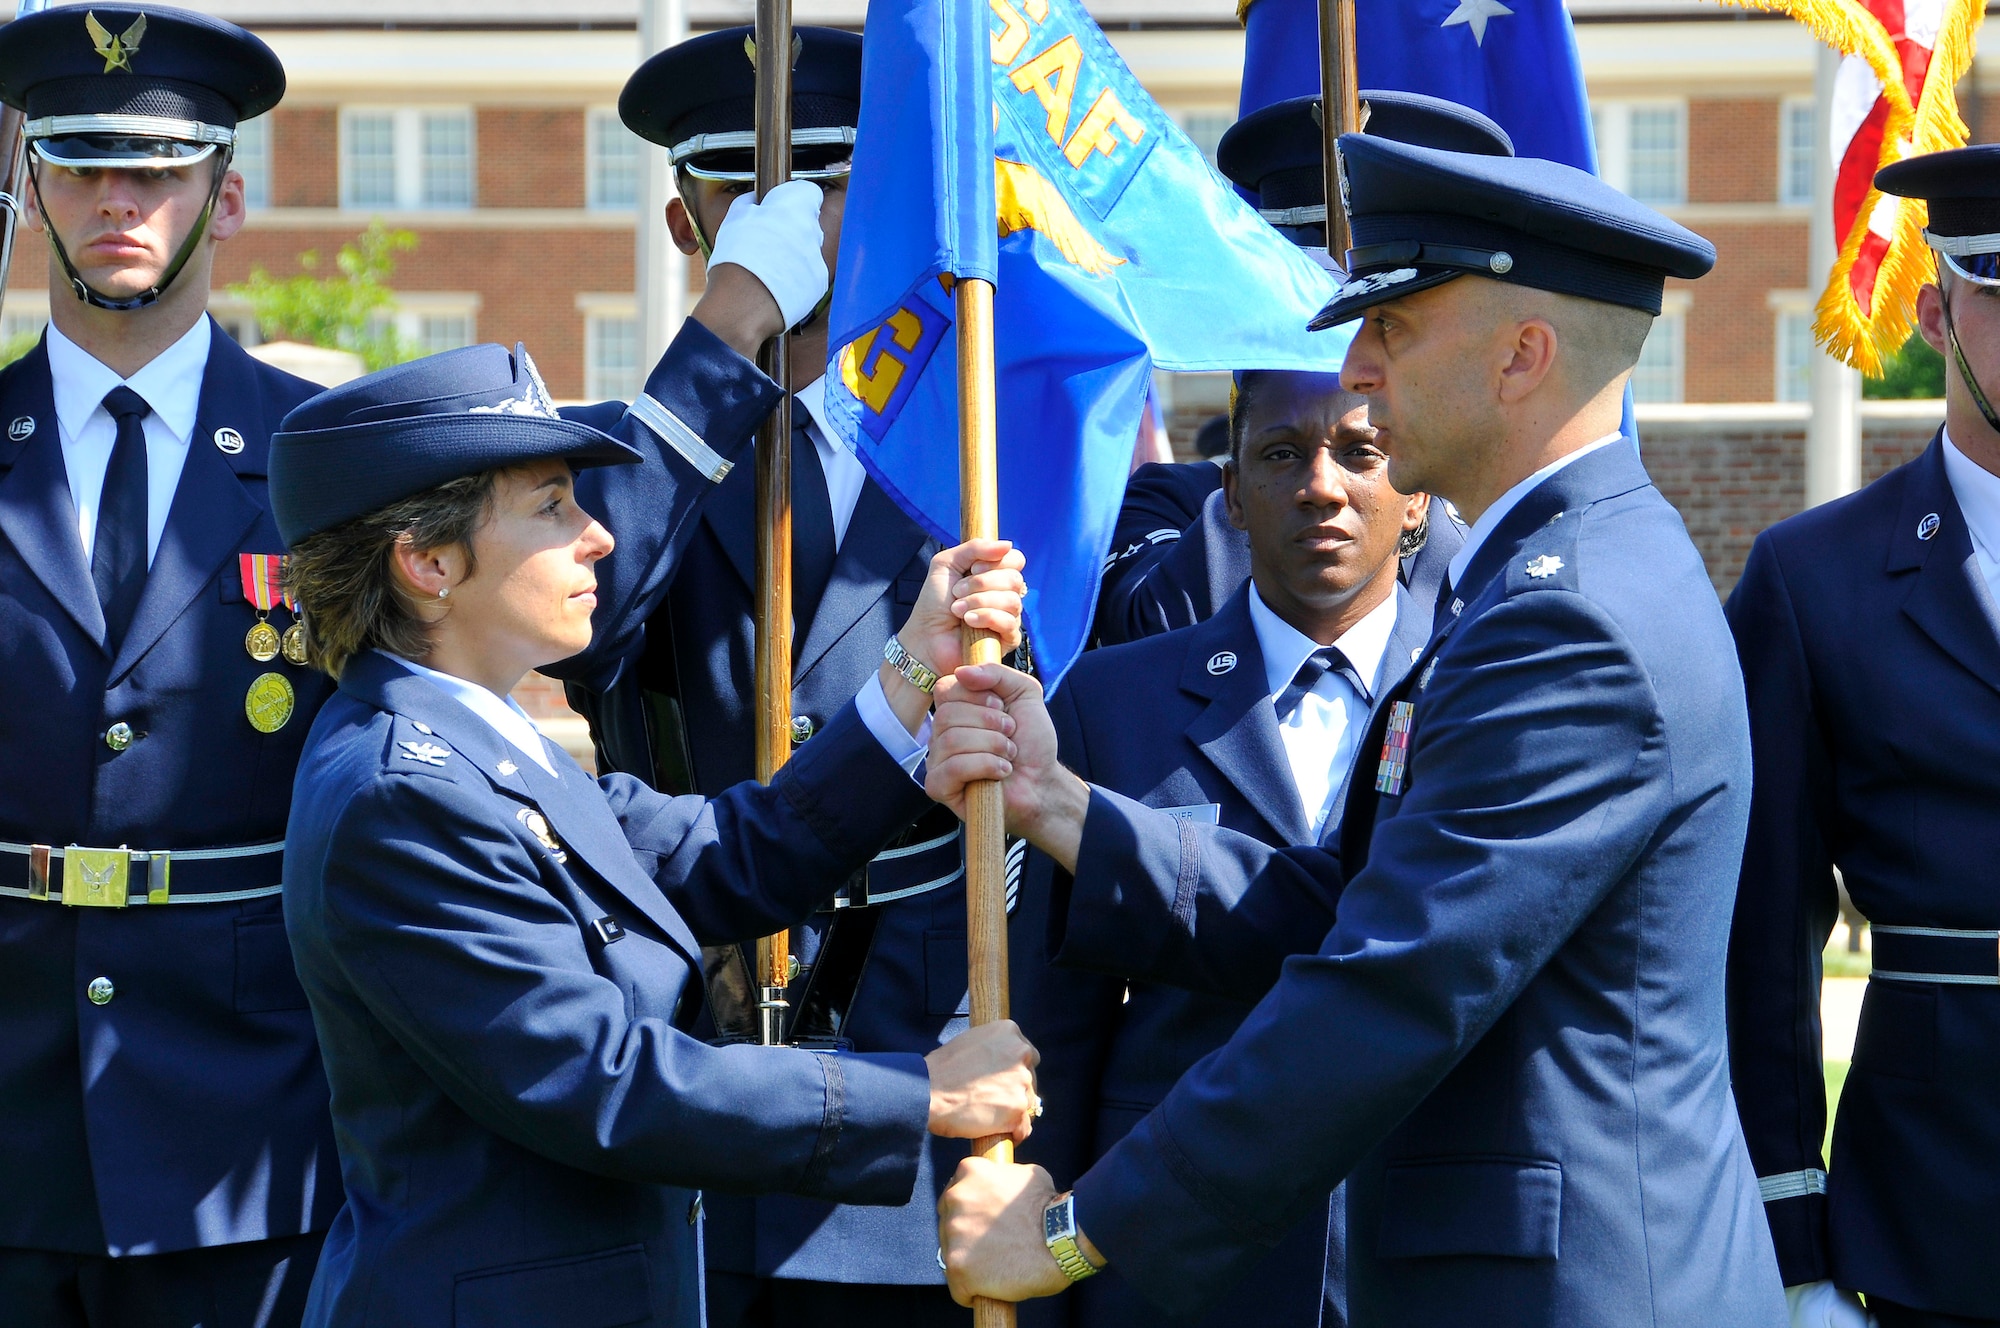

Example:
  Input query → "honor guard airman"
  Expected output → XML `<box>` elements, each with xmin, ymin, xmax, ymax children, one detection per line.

<box><xmin>0</xmin><ymin>7</ymin><xmax>336</xmax><ymax>1324</ymax></box>
<box><xmin>1091</xmin><ymin>90</ymin><xmax>1497</xmax><ymax>648</ymax></box>
<box><xmin>931</xmin><ymin>136</ymin><xmax>1791</xmax><ymax>1327</ymax></box>
<box><xmin>545</xmin><ymin>27</ymin><xmax>1095</xmax><ymax>1328</ymax></box>
<box><xmin>1727</xmin><ymin>144</ymin><xmax>2000</xmax><ymax>1328</ymax></box>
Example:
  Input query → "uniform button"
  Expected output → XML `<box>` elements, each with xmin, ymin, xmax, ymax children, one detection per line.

<box><xmin>104</xmin><ymin>722</ymin><xmax>134</xmax><ymax>752</ymax></box>
<box><xmin>86</xmin><ymin>977</ymin><xmax>115</xmax><ymax>1006</ymax></box>
<box><xmin>790</xmin><ymin>715</ymin><xmax>816</xmax><ymax>745</ymax></box>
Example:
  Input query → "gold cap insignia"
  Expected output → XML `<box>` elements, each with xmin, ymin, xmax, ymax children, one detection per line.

<box><xmin>743</xmin><ymin>32</ymin><xmax>805</xmax><ymax>71</ymax></box>
<box><xmin>86</xmin><ymin>11</ymin><xmax>146</xmax><ymax>74</ymax></box>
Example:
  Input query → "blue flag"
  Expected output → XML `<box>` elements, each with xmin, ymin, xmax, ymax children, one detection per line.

<box><xmin>827</xmin><ymin>0</ymin><xmax>1341</xmax><ymax>690</ymax></box>
<box><xmin>1239</xmin><ymin>0</ymin><xmax>1597</xmax><ymax>170</ymax></box>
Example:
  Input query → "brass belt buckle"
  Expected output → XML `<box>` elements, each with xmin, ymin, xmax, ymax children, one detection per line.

<box><xmin>63</xmin><ymin>845</ymin><xmax>131</xmax><ymax>908</ymax></box>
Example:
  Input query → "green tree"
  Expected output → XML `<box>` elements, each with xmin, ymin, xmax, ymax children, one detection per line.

<box><xmin>0</xmin><ymin>327</ymin><xmax>40</xmax><ymax>370</ymax></box>
<box><xmin>229</xmin><ymin>221</ymin><xmax>419</xmax><ymax>372</ymax></box>
<box><xmin>1864</xmin><ymin>332</ymin><xmax>1946</xmax><ymax>399</ymax></box>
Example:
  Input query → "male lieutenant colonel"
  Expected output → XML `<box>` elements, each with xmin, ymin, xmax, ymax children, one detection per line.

<box><xmin>930</xmin><ymin>138</ymin><xmax>1789</xmax><ymax>1327</ymax></box>
<box><xmin>1055</xmin><ymin>91</ymin><xmax>1498</xmax><ymax>1328</ymax></box>
<box><xmin>1092</xmin><ymin>90</ymin><xmax>1493</xmax><ymax>647</ymax></box>
<box><xmin>1727</xmin><ymin>144</ymin><xmax>2000</xmax><ymax>1328</ymax></box>
<box><xmin>550</xmin><ymin>27</ymin><xmax>1097</xmax><ymax>1328</ymax></box>
<box><xmin>0</xmin><ymin>8</ymin><xmax>334</xmax><ymax>1324</ymax></box>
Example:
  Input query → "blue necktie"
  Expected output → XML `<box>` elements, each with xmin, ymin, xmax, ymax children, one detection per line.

<box><xmin>789</xmin><ymin>404</ymin><xmax>836</xmax><ymax>645</ymax></box>
<box><xmin>94</xmin><ymin>386</ymin><xmax>151</xmax><ymax>650</ymax></box>
<box><xmin>1275</xmin><ymin>646</ymin><xmax>1369</xmax><ymax>723</ymax></box>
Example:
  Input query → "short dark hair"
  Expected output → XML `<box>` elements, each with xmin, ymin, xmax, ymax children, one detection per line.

<box><xmin>283</xmin><ymin>468</ymin><xmax>504</xmax><ymax>679</ymax></box>
<box><xmin>1226</xmin><ymin>370</ymin><xmax>1367</xmax><ymax>466</ymax></box>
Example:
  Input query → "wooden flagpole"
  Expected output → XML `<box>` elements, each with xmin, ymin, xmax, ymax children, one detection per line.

<box><xmin>1318</xmin><ymin>0</ymin><xmax>1360</xmax><ymax>259</ymax></box>
<box><xmin>752</xmin><ymin>0</ymin><xmax>797</xmax><ymax>1047</ymax></box>
<box><xmin>954</xmin><ymin>273</ymin><xmax>1014</xmax><ymax>1328</ymax></box>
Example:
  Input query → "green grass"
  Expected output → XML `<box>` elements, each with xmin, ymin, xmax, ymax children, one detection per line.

<box><xmin>1822</xmin><ymin>928</ymin><xmax>1872</xmax><ymax>979</ymax></box>
<box><xmin>1824</xmin><ymin>1059</ymin><xmax>1849</xmax><ymax>1156</ymax></box>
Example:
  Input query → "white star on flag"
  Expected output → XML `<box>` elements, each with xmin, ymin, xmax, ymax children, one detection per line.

<box><xmin>1441</xmin><ymin>0</ymin><xmax>1514</xmax><ymax>45</ymax></box>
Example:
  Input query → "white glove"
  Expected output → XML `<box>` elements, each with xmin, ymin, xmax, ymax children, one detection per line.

<box><xmin>705</xmin><ymin>180</ymin><xmax>830</xmax><ymax>330</ymax></box>
<box><xmin>1785</xmin><ymin>1281</ymin><xmax>1875</xmax><ymax>1328</ymax></box>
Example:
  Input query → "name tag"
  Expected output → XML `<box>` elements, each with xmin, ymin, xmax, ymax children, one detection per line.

<box><xmin>1155</xmin><ymin>802</ymin><xmax>1222</xmax><ymax>825</ymax></box>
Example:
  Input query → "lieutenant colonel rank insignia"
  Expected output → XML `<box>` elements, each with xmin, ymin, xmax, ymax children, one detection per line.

<box><xmin>86</xmin><ymin>11</ymin><xmax>146</xmax><ymax>73</ymax></box>
<box><xmin>1374</xmin><ymin>701</ymin><xmax>1416</xmax><ymax>795</ymax></box>
<box><xmin>1525</xmin><ymin>554</ymin><xmax>1565</xmax><ymax>580</ymax></box>
<box><xmin>397</xmin><ymin>740</ymin><xmax>450</xmax><ymax>767</ymax></box>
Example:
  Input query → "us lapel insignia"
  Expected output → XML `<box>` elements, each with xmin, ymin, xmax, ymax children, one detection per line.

<box><xmin>517</xmin><ymin>807</ymin><xmax>568</xmax><ymax>863</ymax></box>
<box><xmin>1918</xmin><ymin>512</ymin><xmax>1941</xmax><ymax>541</ymax></box>
<box><xmin>1206</xmin><ymin>650</ymin><xmax>1237</xmax><ymax>675</ymax></box>
<box><xmin>8</xmin><ymin>416</ymin><xmax>34</xmax><ymax>440</ymax></box>
<box><xmin>213</xmin><ymin>427</ymin><xmax>245</xmax><ymax>455</ymax></box>
<box><xmin>1374</xmin><ymin>701</ymin><xmax>1416</xmax><ymax>795</ymax></box>
<box><xmin>397</xmin><ymin>740</ymin><xmax>450</xmax><ymax>767</ymax></box>
<box><xmin>1418</xmin><ymin>658</ymin><xmax>1438</xmax><ymax>690</ymax></box>
<box><xmin>1525</xmin><ymin>554</ymin><xmax>1565</xmax><ymax>580</ymax></box>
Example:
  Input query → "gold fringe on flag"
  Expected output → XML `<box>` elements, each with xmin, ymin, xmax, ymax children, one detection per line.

<box><xmin>1709</xmin><ymin>0</ymin><xmax>1982</xmax><ymax>374</ymax></box>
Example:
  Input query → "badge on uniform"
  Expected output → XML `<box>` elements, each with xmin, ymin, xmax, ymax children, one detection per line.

<box><xmin>1374</xmin><ymin>700</ymin><xmax>1416</xmax><ymax>795</ymax></box>
<box><xmin>245</xmin><ymin>672</ymin><xmax>294</xmax><ymax>734</ymax></box>
<box><xmin>240</xmin><ymin>553</ymin><xmax>308</xmax><ymax>665</ymax></box>
<box><xmin>517</xmin><ymin>807</ymin><xmax>568</xmax><ymax>863</ymax></box>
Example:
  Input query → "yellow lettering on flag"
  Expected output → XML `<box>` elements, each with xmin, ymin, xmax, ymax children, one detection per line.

<box><xmin>990</xmin><ymin>0</ymin><xmax>1032</xmax><ymax>65</ymax></box>
<box><xmin>1011</xmin><ymin>37</ymin><xmax>1084</xmax><ymax>146</ymax></box>
<box><xmin>840</xmin><ymin>308</ymin><xmax>928</xmax><ymax>415</ymax></box>
<box><xmin>1062</xmin><ymin>87</ymin><xmax>1145</xmax><ymax>168</ymax></box>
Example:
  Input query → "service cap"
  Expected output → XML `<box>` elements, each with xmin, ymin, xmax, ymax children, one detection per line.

<box><xmin>0</xmin><ymin>4</ymin><xmax>283</xmax><ymax>169</ymax></box>
<box><xmin>270</xmin><ymin>345</ymin><xmax>640</xmax><ymax>548</ymax></box>
<box><xmin>619</xmin><ymin>25</ymin><xmax>861</xmax><ymax>182</ymax></box>
<box><xmin>1875</xmin><ymin>144</ymin><xmax>2000</xmax><ymax>286</ymax></box>
<box><xmin>1310</xmin><ymin>134</ymin><xmax>1715</xmax><ymax>330</ymax></box>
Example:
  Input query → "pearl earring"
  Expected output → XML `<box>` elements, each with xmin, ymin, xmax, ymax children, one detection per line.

<box><xmin>438</xmin><ymin>587</ymin><xmax>451</xmax><ymax>599</ymax></box>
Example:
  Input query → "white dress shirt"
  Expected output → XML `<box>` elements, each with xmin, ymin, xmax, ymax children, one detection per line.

<box><xmin>1447</xmin><ymin>432</ymin><xmax>1625</xmax><ymax>596</ymax></box>
<box><xmin>1247</xmin><ymin>584</ymin><xmax>1400</xmax><ymax>838</ymax></box>
<box><xmin>47</xmin><ymin>315</ymin><xmax>211</xmax><ymax>566</ymax></box>
<box><xmin>389</xmin><ymin>657</ymin><xmax>929</xmax><ymax>783</ymax></box>
<box><xmin>1940</xmin><ymin>429</ymin><xmax>2000</xmax><ymax>606</ymax></box>
<box><xmin>794</xmin><ymin>375</ymin><xmax>868</xmax><ymax>551</ymax></box>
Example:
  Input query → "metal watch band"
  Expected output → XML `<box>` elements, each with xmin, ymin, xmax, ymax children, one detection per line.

<box><xmin>883</xmin><ymin>635</ymin><xmax>939</xmax><ymax>694</ymax></box>
<box><xmin>1044</xmin><ymin>1193</ymin><xmax>1100</xmax><ymax>1283</ymax></box>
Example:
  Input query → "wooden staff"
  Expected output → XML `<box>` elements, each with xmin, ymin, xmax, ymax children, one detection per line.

<box><xmin>954</xmin><ymin>275</ymin><xmax>1014</xmax><ymax>1328</ymax></box>
<box><xmin>1318</xmin><ymin>0</ymin><xmax>1360</xmax><ymax>259</ymax></box>
<box><xmin>0</xmin><ymin>0</ymin><xmax>53</xmax><ymax>318</ymax></box>
<box><xmin>752</xmin><ymin>0</ymin><xmax>796</xmax><ymax>1047</ymax></box>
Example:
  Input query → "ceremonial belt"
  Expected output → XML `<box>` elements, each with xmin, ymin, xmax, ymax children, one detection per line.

<box><xmin>1869</xmin><ymin>925</ymin><xmax>2000</xmax><ymax>986</ymax></box>
<box><xmin>0</xmin><ymin>839</ymin><xmax>285</xmax><ymax>907</ymax></box>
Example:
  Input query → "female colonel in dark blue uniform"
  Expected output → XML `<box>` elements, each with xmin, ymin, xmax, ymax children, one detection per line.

<box><xmin>267</xmin><ymin>345</ymin><xmax>1041</xmax><ymax>1328</ymax></box>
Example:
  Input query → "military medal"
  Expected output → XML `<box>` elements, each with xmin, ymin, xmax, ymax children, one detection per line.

<box><xmin>241</xmin><ymin>553</ymin><xmax>307</xmax><ymax>664</ymax></box>
<box><xmin>245</xmin><ymin>671</ymin><xmax>295</xmax><ymax>733</ymax></box>
<box><xmin>1374</xmin><ymin>701</ymin><xmax>1416</xmax><ymax>796</ymax></box>
<box><xmin>281</xmin><ymin>615</ymin><xmax>309</xmax><ymax>666</ymax></box>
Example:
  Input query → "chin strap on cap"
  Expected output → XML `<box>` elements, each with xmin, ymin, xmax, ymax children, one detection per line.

<box><xmin>1938</xmin><ymin>274</ymin><xmax>2000</xmax><ymax>436</ymax></box>
<box><xmin>29</xmin><ymin>151</ymin><xmax>230</xmax><ymax>312</ymax></box>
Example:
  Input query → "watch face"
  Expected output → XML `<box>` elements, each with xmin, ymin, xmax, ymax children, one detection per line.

<box><xmin>1045</xmin><ymin>1200</ymin><xmax>1070</xmax><ymax>1242</ymax></box>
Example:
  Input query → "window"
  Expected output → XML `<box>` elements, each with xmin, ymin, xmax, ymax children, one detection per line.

<box><xmin>1780</xmin><ymin>97</ymin><xmax>1815</xmax><ymax>206</ymax></box>
<box><xmin>586</xmin><ymin>313</ymin><xmax>641</xmax><ymax>402</ymax></box>
<box><xmin>416</xmin><ymin>314</ymin><xmax>473</xmax><ymax>356</ymax></box>
<box><xmin>1591</xmin><ymin>101</ymin><xmax>1686</xmax><ymax>206</ymax></box>
<box><xmin>341</xmin><ymin>108</ymin><xmax>475</xmax><ymax>210</ymax></box>
<box><xmin>1178</xmin><ymin>110</ymin><xmax>1233</xmax><ymax>171</ymax></box>
<box><xmin>1631</xmin><ymin>311</ymin><xmax>1685</xmax><ymax>404</ymax></box>
<box><xmin>1775</xmin><ymin>306</ymin><xmax>1815</xmax><ymax>402</ymax></box>
<box><xmin>369</xmin><ymin>295</ymin><xmax>479</xmax><ymax>357</ymax></box>
<box><xmin>588</xmin><ymin>109</ymin><xmax>641</xmax><ymax>210</ymax></box>
<box><xmin>233</xmin><ymin>114</ymin><xmax>271</xmax><ymax>208</ymax></box>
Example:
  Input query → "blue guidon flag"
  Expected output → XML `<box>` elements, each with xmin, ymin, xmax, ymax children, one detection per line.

<box><xmin>824</xmin><ymin>0</ymin><xmax>1341</xmax><ymax>691</ymax></box>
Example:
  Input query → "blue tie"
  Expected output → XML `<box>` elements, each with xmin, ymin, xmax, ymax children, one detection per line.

<box><xmin>94</xmin><ymin>386</ymin><xmax>151</xmax><ymax>650</ymax></box>
<box><xmin>1274</xmin><ymin>646</ymin><xmax>1369</xmax><ymax>723</ymax></box>
<box><xmin>789</xmin><ymin>404</ymin><xmax>836</xmax><ymax>645</ymax></box>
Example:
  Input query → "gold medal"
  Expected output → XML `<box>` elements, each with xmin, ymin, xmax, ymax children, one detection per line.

<box><xmin>245</xmin><ymin>671</ymin><xmax>295</xmax><ymax>733</ymax></box>
<box><xmin>281</xmin><ymin>618</ymin><xmax>308</xmax><ymax>666</ymax></box>
<box><xmin>245</xmin><ymin>618</ymin><xmax>281</xmax><ymax>662</ymax></box>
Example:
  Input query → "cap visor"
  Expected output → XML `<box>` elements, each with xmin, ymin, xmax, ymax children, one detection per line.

<box><xmin>34</xmin><ymin>137</ymin><xmax>218</xmax><ymax>169</ymax></box>
<box><xmin>1308</xmin><ymin>265</ymin><xmax>1467</xmax><ymax>331</ymax></box>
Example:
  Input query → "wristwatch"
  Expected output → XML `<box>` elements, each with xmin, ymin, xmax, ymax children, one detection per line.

<box><xmin>883</xmin><ymin>634</ymin><xmax>940</xmax><ymax>694</ymax></box>
<box><xmin>1043</xmin><ymin>1192</ymin><xmax>1100</xmax><ymax>1283</ymax></box>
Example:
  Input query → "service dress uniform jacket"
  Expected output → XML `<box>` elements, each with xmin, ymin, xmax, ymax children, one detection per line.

<box><xmin>282</xmin><ymin>653</ymin><xmax>938</xmax><ymax>1328</ymax></box>
<box><xmin>1726</xmin><ymin>432</ymin><xmax>2000</xmax><ymax>1321</ymax></box>
<box><xmin>1051</xmin><ymin>441</ymin><xmax>1786</xmax><ymax>1326</ymax></box>
<box><xmin>1043</xmin><ymin>580</ymin><xmax>1430</xmax><ymax>1328</ymax></box>
<box><xmin>556</xmin><ymin>344</ymin><xmax>1099</xmax><ymax>1297</ymax></box>
<box><xmin>0</xmin><ymin>325</ymin><xmax>339</xmax><ymax>1257</ymax></box>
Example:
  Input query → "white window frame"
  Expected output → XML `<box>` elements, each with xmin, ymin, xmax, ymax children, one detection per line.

<box><xmin>587</xmin><ymin>107</ymin><xmax>641</xmax><ymax>211</ymax></box>
<box><xmin>578</xmin><ymin>294</ymin><xmax>641</xmax><ymax>402</ymax></box>
<box><xmin>1631</xmin><ymin>292</ymin><xmax>1691</xmax><ymax>405</ymax></box>
<box><xmin>206</xmin><ymin>292</ymin><xmax>262</xmax><ymax>348</ymax></box>
<box><xmin>340</xmin><ymin>106</ymin><xmax>476</xmax><ymax>211</ymax></box>
<box><xmin>232</xmin><ymin>113</ymin><xmax>272</xmax><ymax>209</ymax></box>
<box><xmin>371</xmin><ymin>292</ymin><xmax>481</xmax><ymax>355</ymax></box>
<box><xmin>1770</xmin><ymin>291</ymin><xmax>1815</xmax><ymax>403</ymax></box>
<box><xmin>1779</xmin><ymin>96</ymin><xmax>1815</xmax><ymax>207</ymax></box>
<box><xmin>1591</xmin><ymin>100</ymin><xmax>1687</xmax><ymax>207</ymax></box>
